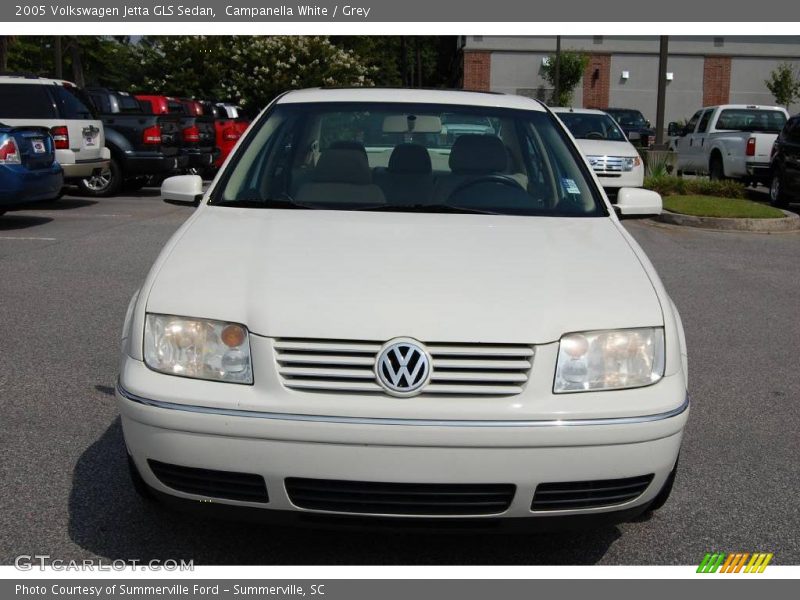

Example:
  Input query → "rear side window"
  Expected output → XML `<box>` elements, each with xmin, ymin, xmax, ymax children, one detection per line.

<box><xmin>117</xmin><ymin>94</ymin><xmax>142</xmax><ymax>113</ymax></box>
<box><xmin>54</xmin><ymin>86</ymin><xmax>97</xmax><ymax>119</ymax></box>
<box><xmin>0</xmin><ymin>84</ymin><xmax>57</xmax><ymax>119</ymax></box>
<box><xmin>697</xmin><ymin>110</ymin><xmax>713</xmax><ymax>133</ymax></box>
<box><xmin>786</xmin><ymin>118</ymin><xmax>800</xmax><ymax>143</ymax></box>
<box><xmin>89</xmin><ymin>92</ymin><xmax>112</xmax><ymax>114</ymax></box>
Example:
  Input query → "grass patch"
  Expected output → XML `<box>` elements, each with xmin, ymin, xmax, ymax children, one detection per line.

<box><xmin>663</xmin><ymin>195</ymin><xmax>786</xmax><ymax>219</ymax></box>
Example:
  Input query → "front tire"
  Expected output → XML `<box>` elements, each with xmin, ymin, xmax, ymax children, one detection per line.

<box><xmin>78</xmin><ymin>159</ymin><xmax>122</xmax><ymax>197</ymax></box>
<box><xmin>770</xmin><ymin>170</ymin><xmax>789</xmax><ymax>208</ymax></box>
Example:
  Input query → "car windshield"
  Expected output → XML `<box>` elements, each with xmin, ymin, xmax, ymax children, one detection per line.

<box><xmin>213</xmin><ymin>102</ymin><xmax>605</xmax><ymax>217</ymax></box>
<box><xmin>715</xmin><ymin>109</ymin><xmax>787</xmax><ymax>133</ymax></box>
<box><xmin>557</xmin><ymin>112</ymin><xmax>627</xmax><ymax>142</ymax></box>
<box><xmin>606</xmin><ymin>109</ymin><xmax>647</xmax><ymax>128</ymax></box>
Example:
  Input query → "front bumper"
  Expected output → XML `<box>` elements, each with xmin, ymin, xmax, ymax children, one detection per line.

<box><xmin>596</xmin><ymin>167</ymin><xmax>645</xmax><ymax>192</ymax></box>
<box><xmin>117</xmin><ymin>368</ymin><xmax>688</xmax><ymax>522</ymax></box>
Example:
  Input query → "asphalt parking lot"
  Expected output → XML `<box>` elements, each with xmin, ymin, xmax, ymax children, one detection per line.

<box><xmin>1</xmin><ymin>190</ymin><xmax>799</xmax><ymax>566</ymax></box>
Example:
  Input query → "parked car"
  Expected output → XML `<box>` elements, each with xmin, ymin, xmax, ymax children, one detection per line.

<box><xmin>175</xmin><ymin>98</ymin><xmax>218</xmax><ymax>175</ymax></box>
<box><xmin>552</xmin><ymin>107</ymin><xmax>644</xmax><ymax>198</ymax></box>
<box><xmin>668</xmin><ymin>104</ymin><xmax>789</xmax><ymax>185</ymax></box>
<box><xmin>199</xmin><ymin>101</ymin><xmax>250</xmax><ymax>175</ymax></box>
<box><xmin>117</xmin><ymin>88</ymin><xmax>688</xmax><ymax>528</ymax></box>
<box><xmin>769</xmin><ymin>114</ymin><xmax>800</xmax><ymax>208</ymax></box>
<box><xmin>0</xmin><ymin>123</ymin><xmax>63</xmax><ymax>215</ymax></box>
<box><xmin>135</xmin><ymin>95</ymin><xmax>216</xmax><ymax>177</ymax></box>
<box><xmin>82</xmin><ymin>87</ymin><xmax>186</xmax><ymax>196</ymax></box>
<box><xmin>603</xmin><ymin>108</ymin><xmax>656</xmax><ymax>148</ymax></box>
<box><xmin>0</xmin><ymin>74</ymin><xmax>110</xmax><ymax>192</ymax></box>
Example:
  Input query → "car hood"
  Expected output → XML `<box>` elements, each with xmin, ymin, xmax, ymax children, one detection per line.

<box><xmin>574</xmin><ymin>138</ymin><xmax>639</xmax><ymax>157</ymax></box>
<box><xmin>146</xmin><ymin>208</ymin><xmax>663</xmax><ymax>344</ymax></box>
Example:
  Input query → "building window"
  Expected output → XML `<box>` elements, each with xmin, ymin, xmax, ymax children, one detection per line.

<box><xmin>593</xmin><ymin>36</ymin><xmax>604</xmax><ymax>45</ymax></box>
<box><xmin>714</xmin><ymin>37</ymin><xmax>724</xmax><ymax>47</ymax></box>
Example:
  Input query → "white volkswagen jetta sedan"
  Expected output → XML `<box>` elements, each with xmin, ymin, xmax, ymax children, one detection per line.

<box><xmin>552</xmin><ymin>107</ymin><xmax>645</xmax><ymax>198</ymax></box>
<box><xmin>117</xmin><ymin>88</ymin><xmax>688</xmax><ymax>528</ymax></box>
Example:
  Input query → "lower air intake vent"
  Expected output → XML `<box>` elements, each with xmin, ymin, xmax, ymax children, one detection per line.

<box><xmin>148</xmin><ymin>460</ymin><xmax>268</xmax><ymax>503</ymax></box>
<box><xmin>531</xmin><ymin>474</ymin><xmax>653</xmax><ymax>511</ymax></box>
<box><xmin>285</xmin><ymin>478</ymin><xmax>515</xmax><ymax>516</ymax></box>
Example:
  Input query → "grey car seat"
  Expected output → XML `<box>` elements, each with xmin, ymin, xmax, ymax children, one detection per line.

<box><xmin>374</xmin><ymin>143</ymin><xmax>434</xmax><ymax>205</ymax></box>
<box><xmin>433</xmin><ymin>134</ymin><xmax>508</xmax><ymax>202</ymax></box>
<box><xmin>295</xmin><ymin>148</ymin><xmax>385</xmax><ymax>206</ymax></box>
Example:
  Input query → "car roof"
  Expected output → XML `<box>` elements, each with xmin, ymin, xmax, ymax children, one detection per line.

<box><xmin>277</xmin><ymin>88</ymin><xmax>547</xmax><ymax>111</ymax></box>
<box><xmin>0</xmin><ymin>74</ymin><xmax>76</xmax><ymax>87</ymax></box>
<box><xmin>550</xmin><ymin>107</ymin><xmax>608</xmax><ymax>115</ymax></box>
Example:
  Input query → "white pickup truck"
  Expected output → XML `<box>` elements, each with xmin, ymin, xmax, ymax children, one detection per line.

<box><xmin>668</xmin><ymin>104</ymin><xmax>788</xmax><ymax>185</ymax></box>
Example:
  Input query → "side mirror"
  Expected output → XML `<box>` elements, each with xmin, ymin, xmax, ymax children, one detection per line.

<box><xmin>615</xmin><ymin>188</ymin><xmax>662</xmax><ymax>218</ymax></box>
<box><xmin>667</xmin><ymin>122</ymin><xmax>681</xmax><ymax>137</ymax></box>
<box><xmin>645</xmin><ymin>120</ymin><xmax>652</xmax><ymax>128</ymax></box>
<box><xmin>161</xmin><ymin>175</ymin><xmax>203</xmax><ymax>206</ymax></box>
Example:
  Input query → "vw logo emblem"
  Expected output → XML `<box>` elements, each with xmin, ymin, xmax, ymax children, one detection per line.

<box><xmin>375</xmin><ymin>339</ymin><xmax>431</xmax><ymax>396</ymax></box>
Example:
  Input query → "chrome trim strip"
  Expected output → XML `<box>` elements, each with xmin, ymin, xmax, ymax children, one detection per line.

<box><xmin>117</xmin><ymin>382</ymin><xmax>690</xmax><ymax>428</ymax></box>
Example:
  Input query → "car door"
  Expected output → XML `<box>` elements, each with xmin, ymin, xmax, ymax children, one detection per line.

<box><xmin>785</xmin><ymin>118</ymin><xmax>800</xmax><ymax>195</ymax></box>
<box><xmin>50</xmin><ymin>84</ymin><xmax>106</xmax><ymax>165</ymax></box>
<box><xmin>675</xmin><ymin>110</ymin><xmax>702</xmax><ymax>171</ymax></box>
<box><xmin>689</xmin><ymin>109</ymin><xmax>714</xmax><ymax>172</ymax></box>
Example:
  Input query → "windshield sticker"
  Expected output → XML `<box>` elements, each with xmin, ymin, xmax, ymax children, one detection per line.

<box><xmin>561</xmin><ymin>178</ymin><xmax>581</xmax><ymax>195</ymax></box>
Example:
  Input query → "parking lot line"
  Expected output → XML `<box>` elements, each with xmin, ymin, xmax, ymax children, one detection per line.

<box><xmin>0</xmin><ymin>236</ymin><xmax>57</xmax><ymax>241</ymax></box>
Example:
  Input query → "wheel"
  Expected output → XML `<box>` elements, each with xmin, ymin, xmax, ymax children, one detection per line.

<box><xmin>646</xmin><ymin>459</ymin><xmax>678</xmax><ymax>513</ymax></box>
<box><xmin>709</xmin><ymin>155</ymin><xmax>725</xmax><ymax>181</ymax></box>
<box><xmin>769</xmin><ymin>170</ymin><xmax>789</xmax><ymax>208</ymax></box>
<box><xmin>127</xmin><ymin>454</ymin><xmax>157</xmax><ymax>503</ymax></box>
<box><xmin>78</xmin><ymin>158</ymin><xmax>122</xmax><ymax>197</ymax></box>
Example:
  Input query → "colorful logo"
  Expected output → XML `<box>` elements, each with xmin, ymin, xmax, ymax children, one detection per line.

<box><xmin>697</xmin><ymin>552</ymin><xmax>773</xmax><ymax>573</ymax></box>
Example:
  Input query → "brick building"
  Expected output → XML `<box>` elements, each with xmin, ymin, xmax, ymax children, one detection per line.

<box><xmin>461</xmin><ymin>36</ymin><xmax>800</xmax><ymax>124</ymax></box>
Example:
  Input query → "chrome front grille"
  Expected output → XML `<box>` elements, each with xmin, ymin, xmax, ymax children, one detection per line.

<box><xmin>586</xmin><ymin>155</ymin><xmax>625</xmax><ymax>175</ymax></box>
<box><xmin>274</xmin><ymin>338</ymin><xmax>534</xmax><ymax>396</ymax></box>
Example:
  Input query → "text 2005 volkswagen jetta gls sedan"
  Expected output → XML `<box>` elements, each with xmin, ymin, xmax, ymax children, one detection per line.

<box><xmin>116</xmin><ymin>88</ymin><xmax>689</xmax><ymax>528</ymax></box>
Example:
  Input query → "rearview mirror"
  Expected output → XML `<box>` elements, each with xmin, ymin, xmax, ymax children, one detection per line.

<box><xmin>383</xmin><ymin>114</ymin><xmax>442</xmax><ymax>134</ymax></box>
<box><xmin>161</xmin><ymin>175</ymin><xmax>203</xmax><ymax>206</ymax></box>
<box><xmin>615</xmin><ymin>188</ymin><xmax>662</xmax><ymax>218</ymax></box>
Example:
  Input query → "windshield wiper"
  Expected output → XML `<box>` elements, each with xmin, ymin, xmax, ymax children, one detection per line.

<box><xmin>364</xmin><ymin>203</ymin><xmax>499</xmax><ymax>215</ymax></box>
<box><xmin>211</xmin><ymin>196</ymin><xmax>312</xmax><ymax>210</ymax></box>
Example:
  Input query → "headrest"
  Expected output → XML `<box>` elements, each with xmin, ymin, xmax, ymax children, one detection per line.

<box><xmin>313</xmin><ymin>149</ymin><xmax>372</xmax><ymax>185</ymax></box>
<box><xmin>388</xmin><ymin>144</ymin><xmax>432</xmax><ymax>174</ymax></box>
<box><xmin>329</xmin><ymin>140</ymin><xmax>367</xmax><ymax>158</ymax></box>
<box><xmin>449</xmin><ymin>134</ymin><xmax>507</xmax><ymax>173</ymax></box>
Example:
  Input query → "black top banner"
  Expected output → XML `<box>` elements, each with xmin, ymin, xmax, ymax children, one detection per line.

<box><xmin>3</xmin><ymin>0</ymin><xmax>799</xmax><ymax>22</ymax></box>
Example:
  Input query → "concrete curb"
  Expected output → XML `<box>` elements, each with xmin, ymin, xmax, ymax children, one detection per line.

<box><xmin>654</xmin><ymin>209</ymin><xmax>800</xmax><ymax>232</ymax></box>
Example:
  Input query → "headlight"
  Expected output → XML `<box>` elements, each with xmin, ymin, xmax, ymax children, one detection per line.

<box><xmin>554</xmin><ymin>328</ymin><xmax>664</xmax><ymax>393</ymax></box>
<box><xmin>144</xmin><ymin>314</ymin><xmax>253</xmax><ymax>384</ymax></box>
<box><xmin>622</xmin><ymin>156</ymin><xmax>641</xmax><ymax>171</ymax></box>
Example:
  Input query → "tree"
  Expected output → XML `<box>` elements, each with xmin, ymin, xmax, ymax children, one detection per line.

<box><xmin>541</xmin><ymin>50</ymin><xmax>589</xmax><ymax>107</ymax></box>
<box><xmin>765</xmin><ymin>62</ymin><xmax>800</xmax><ymax>109</ymax></box>
<box><xmin>135</xmin><ymin>36</ymin><xmax>376</xmax><ymax>110</ymax></box>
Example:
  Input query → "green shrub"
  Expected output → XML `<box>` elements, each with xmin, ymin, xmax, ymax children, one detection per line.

<box><xmin>643</xmin><ymin>175</ymin><xmax>745</xmax><ymax>199</ymax></box>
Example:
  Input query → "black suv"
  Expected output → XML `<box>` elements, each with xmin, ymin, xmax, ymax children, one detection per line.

<box><xmin>83</xmin><ymin>88</ymin><xmax>185</xmax><ymax>196</ymax></box>
<box><xmin>769</xmin><ymin>115</ymin><xmax>800</xmax><ymax>208</ymax></box>
<box><xmin>604</xmin><ymin>108</ymin><xmax>656</xmax><ymax>148</ymax></box>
